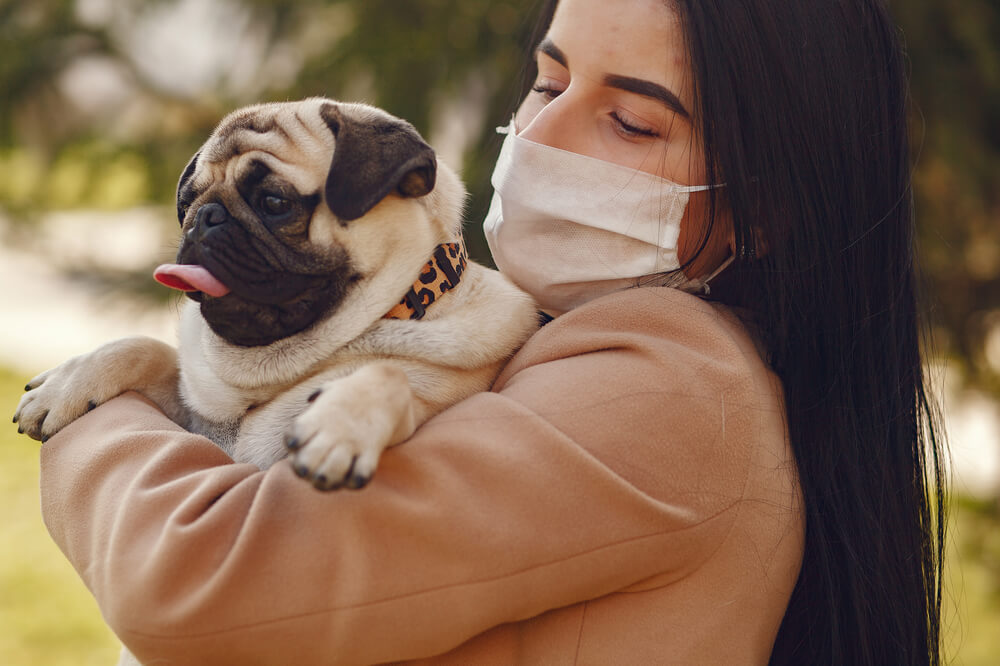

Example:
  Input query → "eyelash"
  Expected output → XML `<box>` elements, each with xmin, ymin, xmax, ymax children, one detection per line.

<box><xmin>611</xmin><ymin>112</ymin><xmax>658</xmax><ymax>138</ymax></box>
<box><xmin>530</xmin><ymin>84</ymin><xmax>660</xmax><ymax>139</ymax></box>
<box><xmin>531</xmin><ymin>83</ymin><xmax>562</xmax><ymax>101</ymax></box>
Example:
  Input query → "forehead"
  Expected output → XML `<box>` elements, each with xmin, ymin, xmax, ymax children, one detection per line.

<box><xmin>192</xmin><ymin>100</ymin><xmax>336</xmax><ymax>191</ymax></box>
<box><xmin>547</xmin><ymin>0</ymin><xmax>689</xmax><ymax>98</ymax></box>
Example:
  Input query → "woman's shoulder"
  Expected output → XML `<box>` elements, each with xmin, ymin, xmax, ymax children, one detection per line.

<box><xmin>491</xmin><ymin>286</ymin><xmax>792</xmax><ymax>511</ymax></box>
<box><xmin>498</xmin><ymin>286</ymin><xmax>778</xmax><ymax>405</ymax></box>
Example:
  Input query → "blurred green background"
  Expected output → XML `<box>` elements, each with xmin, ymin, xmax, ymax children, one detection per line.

<box><xmin>1</xmin><ymin>0</ymin><xmax>998</xmax><ymax>663</ymax></box>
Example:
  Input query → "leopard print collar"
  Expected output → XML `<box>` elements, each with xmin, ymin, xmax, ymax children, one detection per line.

<box><xmin>384</xmin><ymin>241</ymin><xmax>468</xmax><ymax>320</ymax></box>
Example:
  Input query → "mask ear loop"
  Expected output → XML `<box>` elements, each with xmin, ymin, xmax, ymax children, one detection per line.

<box><xmin>495</xmin><ymin>116</ymin><xmax>516</xmax><ymax>135</ymax></box>
<box><xmin>677</xmin><ymin>254</ymin><xmax>736</xmax><ymax>296</ymax></box>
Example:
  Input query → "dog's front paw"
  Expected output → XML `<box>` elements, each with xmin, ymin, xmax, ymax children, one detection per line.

<box><xmin>14</xmin><ymin>356</ymin><xmax>108</xmax><ymax>442</ymax></box>
<box><xmin>12</xmin><ymin>337</ymin><xmax>178</xmax><ymax>442</ymax></box>
<box><xmin>284</xmin><ymin>364</ymin><xmax>417</xmax><ymax>491</ymax></box>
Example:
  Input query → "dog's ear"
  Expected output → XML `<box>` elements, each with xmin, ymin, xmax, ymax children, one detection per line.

<box><xmin>176</xmin><ymin>150</ymin><xmax>202</xmax><ymax>226</ymax></box>
<box><xmin>320</xmin><ymin>103</ymin><xmax>437</xmax><ymax>222</ymax></box>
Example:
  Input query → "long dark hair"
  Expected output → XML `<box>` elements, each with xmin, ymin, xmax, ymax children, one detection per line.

<box><xmin>523</xmin><ymin>1</ymin><xmax>946</xmax><ymax>663</ymax></box>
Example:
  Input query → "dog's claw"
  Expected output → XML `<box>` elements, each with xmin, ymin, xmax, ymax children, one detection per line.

<box><xmin>307</xmin><ymin>389</ymin><xmax>322</xmax><ymax>403</ymax></box>
<box><xmin>346</xmin><ymin>473</ymin><xmax>370</xmax><ymax>490</ymax></box>
<box><xmin>294</xmin><ymin>463</ymin><xmax>309</xmax><ymax>478</ymax></box>
<box><xmin>285</xmin><ymin>436</ymin><xmax>301</xmax><ymax>451</ymax></box>
<box><xmin>87</xmin><ymin>400</ymin><xmax>97</xmax><ymax>412</ymax></box>
<box><xmin>317</xmin><ymin>477</ymin><xmax>345</xmax><ymax>492</ymax></box>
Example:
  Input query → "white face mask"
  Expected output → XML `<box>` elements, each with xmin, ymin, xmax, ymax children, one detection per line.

<box><xmin>483</xmin><ymin>120</ymin><xmax>729</xmax><ymax>316</ymax></box>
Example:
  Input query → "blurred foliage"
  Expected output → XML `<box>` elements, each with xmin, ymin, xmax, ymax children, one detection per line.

<box><xmin>893</xmin><ymin>0</ymin><xmax>1000</xmax><ymax>394</ymax></box>
<box><xmin>0</xmin><ymin>0</ymin><xmax>997</xmax><ymax>394</ymax></box>
<box><xmin>0</xmin><ymin>0</ymin><xmax>545</xmax><ymax>258</ymax></box>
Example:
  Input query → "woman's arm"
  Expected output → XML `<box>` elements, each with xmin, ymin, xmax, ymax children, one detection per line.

<box><xmin>40</xmin><ymin>289</ymin><xmax>772</xmax><ymax>665</ymax></box>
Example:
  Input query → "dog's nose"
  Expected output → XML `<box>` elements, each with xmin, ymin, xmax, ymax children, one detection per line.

<box><xmin>195</xmin><ymin>203</ymin><xmax>228</xmax><ymax>228</ymax></box>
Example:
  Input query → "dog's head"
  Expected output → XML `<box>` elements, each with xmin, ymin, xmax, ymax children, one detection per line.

<box><xmin>158</xmin><ymin>98</ymin><xmax>465</xmax><ymax>347</ymax></box>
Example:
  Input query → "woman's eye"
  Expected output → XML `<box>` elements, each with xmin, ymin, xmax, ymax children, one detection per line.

<box><xmin>611</xmin><ymin>112</ymin><xmax>659</xmax><ymax>139</ymax></box>
<box><xmin>531</xmin><ymin>80</ymin><xmax>565</xmax><ymax>102</ymax></box>
<box><xmin>262</xmin><ymin>195</ymin><xmax>292</xmax><ymax>216</ymax></box>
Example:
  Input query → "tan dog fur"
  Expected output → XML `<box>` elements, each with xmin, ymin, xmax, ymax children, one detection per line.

<box><xmin>15</xmin><ymin>98</ymin><xmax>538</xmax><ymax>490</ymax></box>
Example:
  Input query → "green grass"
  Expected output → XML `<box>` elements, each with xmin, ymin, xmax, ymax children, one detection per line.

<box><xmin>944</xmin><ymin>496</ymin><xmax>1000</xmax><ymax>664</ymax></box>
<box><xmin>1</xmin><ymin>367</ymin><xmax>121</xmax><ymax>666</ymax></box>
<box><xmin>1</xmin><ymin>366</ymin><xmax>998</xmax><ymax>664</ymax></box>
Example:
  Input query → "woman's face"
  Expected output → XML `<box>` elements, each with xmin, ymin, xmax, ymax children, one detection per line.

<box><xmin>515</xmin><ymin>0</ymin><xmax>731</xmax><ymax>277</ymax></box>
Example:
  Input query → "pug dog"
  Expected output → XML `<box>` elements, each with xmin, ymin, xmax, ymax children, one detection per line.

<box><xmin>13</xmin><ymin>97</ymin><xmax>538</xmax><ymax>491</ymax></box>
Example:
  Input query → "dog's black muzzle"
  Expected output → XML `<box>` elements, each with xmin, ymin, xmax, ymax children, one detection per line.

<box><xmin>192</xmin><ymin>202</ymin><xmax>229</xmax><ymax>237</ymax></box>
<box><xmin>180</xmin><ymin>202</ymin><xmax>331</xmax><ymax>306</ymax></box>
<box><xmin>178</xmin><ymin>202</ymin><xmax>357</xmax><ymax>347</ymax></box>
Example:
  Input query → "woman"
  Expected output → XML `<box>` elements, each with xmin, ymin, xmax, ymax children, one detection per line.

<box><xmin>38</xmin><ymin>0</ymin><xmax>945</xmax><ymax>664</ymax></box>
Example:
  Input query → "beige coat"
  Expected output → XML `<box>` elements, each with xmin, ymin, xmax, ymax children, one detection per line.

<box><xmin>40</xmin><ymin>287</ymin><xmax>804</xmax><ymax>665</ymax></box>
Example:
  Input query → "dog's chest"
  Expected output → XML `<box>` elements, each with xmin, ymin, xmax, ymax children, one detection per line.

<box><xmin>186</xmin><ymin>401</ymin><xmax>296</xmax><ymax>469</ymax></box>
<box><xmin>185</xmin><ymin>377</ymin><xmax>341</xmax><ymax>470</ymax></box>
<box><xmin>187</xmin><ymin>412</ymin><xmax>241</xmax><ymax>453</ymax></box>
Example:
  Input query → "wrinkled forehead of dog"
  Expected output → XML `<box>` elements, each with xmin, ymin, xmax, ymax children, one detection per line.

<box><xmin>176</xmin><ymin>98</ymin><xmax>437</xmax><ymax>223</ymax></box>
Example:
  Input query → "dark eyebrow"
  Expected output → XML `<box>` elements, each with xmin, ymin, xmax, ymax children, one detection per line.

<box><xmin>535</xmin><ymin>38</ymin><xmax>568</xmax><ymax>67</ymax></box>
<box><xmin>604</xmin><ymin>74</ymin><xmax>690</xmax><ymax>119</ymax></box>
<box><xmin>536</xmin><ymin>37</ymin><xmax>690</xmax><ymax>121</ymax></box>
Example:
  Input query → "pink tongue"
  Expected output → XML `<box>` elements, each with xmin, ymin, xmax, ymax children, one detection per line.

<box><xmin>154</xmin><ymin>264</ymin><xmax>231</xmax><ymax>297</ymax></box>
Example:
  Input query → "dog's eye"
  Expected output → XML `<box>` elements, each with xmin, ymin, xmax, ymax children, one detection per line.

<box><xmin>262</xmin><ymin>195</ymin><xmax>292</xmax><ymax>216</ymax></box>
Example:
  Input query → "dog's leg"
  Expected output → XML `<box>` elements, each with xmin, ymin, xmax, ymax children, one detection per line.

<box><xmin>284</xmin><ymin>362</ymin><xmax>429</xmax><ymax>490</ymax></box>
<box><xmin>13</xmin><ymin>336</ymin><xmax>184</xmax><ymax>442</ymax></box>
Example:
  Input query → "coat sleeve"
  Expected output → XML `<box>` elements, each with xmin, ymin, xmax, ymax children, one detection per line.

<box><xmin>39</xmin><ymin>290</ymin><xmax>768</xmax><ymax>666</ymax></box>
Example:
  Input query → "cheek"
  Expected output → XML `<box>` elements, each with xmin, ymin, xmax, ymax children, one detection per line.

<box><xmin>677</xmin><ymin>192</ymin><xmax>733</xmax><ymax>275</ymax></box>
<box><xmin>645</xmin><ymin>133</ymin><xmax>707</xmax><ymax>186</ymax></box>
<box><xmin>307</xmin><ymin>208</ymin><xmax>340</xmax><ymax>248</ymax></box>
<box><xmin>678</xmin><ymin>193</ymin><xmax>707</xmax><ymax>258</ymax></box>
<box><xmin>514</xmin><ymin>96</ymin><xmax>543</xmax><ymax>133</ymax></box>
